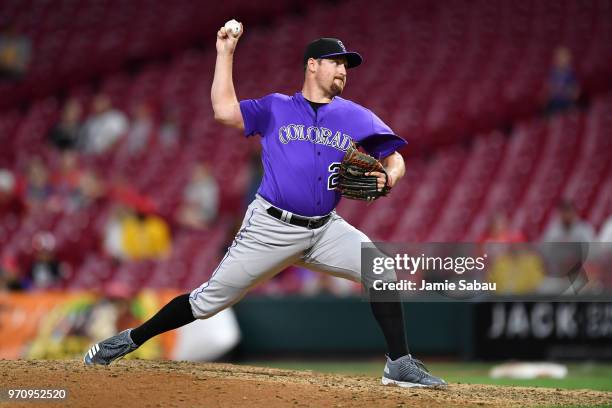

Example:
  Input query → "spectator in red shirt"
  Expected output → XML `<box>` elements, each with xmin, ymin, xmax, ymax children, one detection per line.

<box><xmin>480</xmin><ymin>212</ymin><xmax>525</xmax><ymax>243</ymax></box>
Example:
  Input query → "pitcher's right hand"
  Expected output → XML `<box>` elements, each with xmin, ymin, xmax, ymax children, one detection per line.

<box><xmin>216</xmin><ymin>22</ymin><xmax>243</xmax><ymax>56</ymax></box>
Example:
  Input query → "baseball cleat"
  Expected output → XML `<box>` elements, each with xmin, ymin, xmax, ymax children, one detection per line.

<box><xmin>381</xmin><ymin>354</ymin><xmax>448</xmax><ymax>388</ymax></box>
<box><xmin>83</xmin><ymin>329</ymin><xmax>138</xmax><ymax>366</ymax></box>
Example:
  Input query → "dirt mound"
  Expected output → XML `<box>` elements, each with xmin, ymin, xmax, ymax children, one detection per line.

<box><xmin>1</xmin><ymin>360</ymin><xmax>610</xmax><ymax>407</ymax></box>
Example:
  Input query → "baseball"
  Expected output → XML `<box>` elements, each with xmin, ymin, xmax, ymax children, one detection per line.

<box><xmin>224</xmin><ymin>19</ymin><xmax>241</xmax><ymax>37</ymax></box>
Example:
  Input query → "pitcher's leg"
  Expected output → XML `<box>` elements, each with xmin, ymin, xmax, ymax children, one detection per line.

<box><xmin>133</xmin><ymin>203</ymin><xmax>302</xmax><ymax>346</ymax></box>
<box><xmin>85</xmin><ymin>201</ymin><xmax>308</xmax><ymax>365</ymax></box>
<box><xmin>189</xmin><ymin>206</ymin><xmax>308</xmax><ymax>319</ymax></box>
<box><xmin>302</xmin><ymin>215</ymin><xmax>446</xmax><ymax>387</ymax></box>
<box><xmin>300</xmin><ymin>214</ymin><xmax>369</xmax><ymax>282</ymax></box>
<box><xmin>130</xmin><ymin>293</ymin><xmax>195</xmax><ymax>346</ymax></box>
<box><xmin>302</xmin><ymin>214</ymin><xmax>408</xmax><ymax>360</ymax></box>
<box><xmin>302</xmin><ymin>214</ymin><xmax>397</xmax><ymax>283</ymax></box>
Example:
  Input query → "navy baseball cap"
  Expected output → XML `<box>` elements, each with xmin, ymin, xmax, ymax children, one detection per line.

<box><xmin>303</xmin><ymin>38</ymin><xmax>363</xmax><ymax>69</ymax></box>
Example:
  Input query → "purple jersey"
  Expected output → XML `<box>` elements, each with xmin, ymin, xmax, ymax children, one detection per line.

<box><xmin>239</xmin><ymin>92</ymin><xmax>407</xmax><ymax>217</ymax></box>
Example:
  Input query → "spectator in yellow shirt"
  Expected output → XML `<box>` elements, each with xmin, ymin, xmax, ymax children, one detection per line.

<box><xmin>488</xmin><ymin>244</ymin><xmax>545</xmax><ymax>294</ymax></box>
<box><xmin>122</xmin><ymin>210</ymin><xmax>171</xmax><ymax>260</ymax></box>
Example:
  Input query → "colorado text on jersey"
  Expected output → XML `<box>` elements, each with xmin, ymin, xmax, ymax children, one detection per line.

<box><xmin>278</xmin><ymin>123</ymin><xmax>352</xmax><ymax>153</ymax></box>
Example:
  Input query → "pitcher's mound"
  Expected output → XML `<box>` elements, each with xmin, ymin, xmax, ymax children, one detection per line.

<box><xmin>1</xmin><ymin>360</ymin><xmax>610</xmax><ymax>407</ymax></box>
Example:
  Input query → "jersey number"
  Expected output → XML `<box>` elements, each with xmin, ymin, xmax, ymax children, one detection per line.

<box><xmin>327</xmin><ymin>162</ymin><xmax>341</xmax><ymax>190</ymax></box>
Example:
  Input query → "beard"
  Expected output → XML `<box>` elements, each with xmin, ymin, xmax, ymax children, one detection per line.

<box><xmin>330</xmin><ymin>79</ymin><xmax>344</xmax><ymax>97</ymax></box>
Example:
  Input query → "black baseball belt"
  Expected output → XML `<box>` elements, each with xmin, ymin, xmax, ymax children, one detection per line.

<box><xmin>266</xmin><ymin>206</ymin><xmax>332</xmax><ymax>229</ymax></box>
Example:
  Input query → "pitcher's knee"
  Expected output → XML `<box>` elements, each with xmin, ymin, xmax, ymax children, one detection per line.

<box><xmin>188</xmin><ymin>283</ymin><xmax>245</xmax><ymax>319</ymax></box>
<box><xmin>361</xmin><ymin>259</ymin><xmax>398</xmax><ymax>289</ymax></box>
<box><xmin>188</xmin><ymin>293</ymin><xmax>230</xmax><ymax>319</ymax></box>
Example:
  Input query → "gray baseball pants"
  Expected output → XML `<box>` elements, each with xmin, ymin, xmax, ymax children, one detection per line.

<box><xmin>189</xmin><ymin>194</ymin><xmax>392</xmax><ymax>319</ymax></box>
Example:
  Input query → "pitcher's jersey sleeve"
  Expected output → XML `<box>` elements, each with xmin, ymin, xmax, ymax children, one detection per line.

<box><xmin>359</xmin><ymin>110</ymin><xmax>407</xmax><ymax>159</ymax></box>
<box><xmin>239</xmin><ymin>93</ymin><xmax>279</xmax><ymax>137</ymax></box>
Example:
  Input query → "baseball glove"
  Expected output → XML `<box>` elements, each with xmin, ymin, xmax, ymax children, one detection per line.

<box><xmin>336</xmin><ymin>142</ymin><xmax>390</xmax><ymax>201</ymax></box>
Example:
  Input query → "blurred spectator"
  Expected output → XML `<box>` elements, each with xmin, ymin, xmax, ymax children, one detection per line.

<box><xmin>176</xmin><ymin>163</ymin><xmax>219</xmax><ymax>229</ymax></box>
<box><xmin>488</xmin><ymin>245</ymin><xmax>546</xmax><ymax>294</ymax></box>
<box><xmin>50</xmin><ymin>151</ymin><xmax>83</xmax><ymax>210</ymax></box>
<box><xmin>542</xmin><ymin>200</ymin><xmax>595</xmax><ymax>242</ymax></box>
<box><xmin>126</xmin><ymin>102</ymin><xmax>154</xmax><ymax>154</ymax></box>
<box><xmin>110</xmin><ymin>177</ymin><xmax>156</xmax><ymax>211</ymax></box>
<box><xmin>49</xmin><ymin>152</ymin><xmax>105</xmax><ymax>211</ymax></box>
<box><xmin>81</xmin><ymin>94</ymin><xmax>128</xmax><ymax>154</ymax></box>
<box><xmin>0</xmin><ymin>253</ymin><xmax>22</xmax><ymax>291</ymax></box>
<box><xmin>158</xmin><ymin>108</ymin><xmax>180</xmax><ymax>147</ymax></box>
<box><xmin>0</xmin><ymin>169</ymin><xmax>26</xmax><ymax>222</ymax></box>
<box><xmin>24</xmin><ymin>158</ymin><xmax>53</xmax><ymax>210</ymax></box>
<box><xmin>48</xmin><ymin>99</ymin><xmax>83</xmax><ymax>151</ymax></box>
<box><xmin>0</xmin><ymin>23</ymin><xmax>31</xmax><ymax>80</ymax></box>
<box><xmin>541</xmin><ymin>200</ymin><xmax>593</xmax><ymax>292</ymax></box>
<box><xmin>479</xmin><ymin>212</ymin><xmax>525</xmax><ymax>260</ymax></box>
<box><xmin>0</xmin><ymin>172</ymin><xmax>25</xmax><ymax>290</ymax></box>
<box><xmin>105</xmin><ymin>204</ymin><xmax>172</xmax><ymax>261</ymax></box>
<box><xmin>104</xmin><ymin>204</ymin><xmax>130</xmax><ymax>261</ymax></box>
<box><xmin>24</xmin><ymin>232</ymin><xmax>68</xmax><ymax>289</ymax></box>
<box><xmin>76</xmin><ymin>169</ymin><xmax>105</xmax><ymax>208</ymax></box>
<box><xmin>480</xmin><ymin>212</ymin><xmax>525</xmax><ymax>243</ymax></box>
<box><xmin>544</xmin><ymin>46</ymin><xmax>580</xmax><ymax>116</ymax></box>
<box><xmin>122</xmin><ymin>208</ymin><xmax>172</xmax><ymax>261</ymax></box>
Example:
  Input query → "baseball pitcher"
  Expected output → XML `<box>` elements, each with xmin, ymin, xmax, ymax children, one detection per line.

<box><xmin>84</xmin><ymin>22</ymin><xmax>447</xmax><ymax>389</ymax></box>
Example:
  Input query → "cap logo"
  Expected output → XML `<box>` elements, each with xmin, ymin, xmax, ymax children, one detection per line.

<box><xmin>337</xmin><ymin>40</ymin><xmax>346</xmax><ymax>52</ymax></box>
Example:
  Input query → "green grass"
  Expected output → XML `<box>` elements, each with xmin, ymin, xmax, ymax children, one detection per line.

<box><xmin>243</xmin><ymin>360</ymin><xmax>612</xmax><ymax>392</ymax></box>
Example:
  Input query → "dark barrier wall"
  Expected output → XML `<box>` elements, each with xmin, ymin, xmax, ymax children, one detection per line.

<box><xmin>233</xmin><ymin>296</ymin><xmax>612</xmax><ymax>360</ymax></box>
<box><xmin>233</xmin><ymin>296</ymin><xmax>473</xmax><ymax>357</ymax></box>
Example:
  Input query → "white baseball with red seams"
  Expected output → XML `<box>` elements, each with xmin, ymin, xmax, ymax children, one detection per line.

<box><xmin>224</xmin><ymin>19</ymin><xmax>241</xmax><ymax>37</ymax></box>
